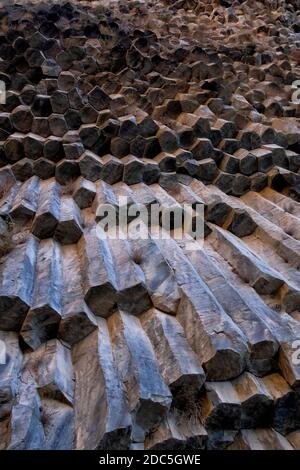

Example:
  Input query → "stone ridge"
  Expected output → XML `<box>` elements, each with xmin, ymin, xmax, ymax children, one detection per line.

<box><xmin>0</xmin><ymin>0</ymin><xmax>300</xmax><ymax>450</ymax></box>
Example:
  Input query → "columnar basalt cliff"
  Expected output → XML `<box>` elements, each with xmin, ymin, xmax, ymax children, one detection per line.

<box><xmin>0</xmin><ymin>0</ymin><xmax>300</xmax><ymax>450</ymax></box>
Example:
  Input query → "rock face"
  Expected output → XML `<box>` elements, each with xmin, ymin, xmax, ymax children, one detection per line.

<box><xmin>0</xmin><ymin>0</ymin><xmax>300</xmax><ymax>450</ymax></box>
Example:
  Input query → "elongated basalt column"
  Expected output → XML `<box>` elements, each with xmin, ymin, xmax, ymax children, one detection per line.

<box><xmin>140</xmin><ymin>308</ymin><xmax>205</xmax><ymax>406</ymax></box>
<box><xmin>0</xmin><ymin>331</ymin><xmax>23</xmax><ymax>419</ymax></box>
<box><xmin>108</xmin><ymin>311</ymin><xmax>172</xmax><ymax>440</ymax></box>
<box><xmin>21</xmin><ymin>239</ymin><xmax>63</xmax><ymax>350</ymax></box>
<box><xmin>58</xmin><ymin>244</ymin><xmax>97</xmax><ymax>346</ymax></box>
<box><xmin>128</xmin><ymin>237</ymin><xmax>180</xmax><ymax>314</ymax></box>
<box><xmin>0</xmin><ymin>236</ymin><xmax>38</xmax><ymax>330</ymax></box>
<box><xmin>31</xmin><ymin>178</ymin><xmax>61</xmax><ymax>239</ymax></box>
<box><xmin>54</xmin><ymin>196</ymin><xmax>83</xmax><ymax>245</ymax></box>
<box><xmin>10</xmin><ymin>176</ymin><xmax>40</xmax><ymax>220</ymax></box>
<box><xmin>78</xmin><ymin>229</ymin><xmax>118</xmax><ymax>318</ymax></box>
<box><xmin>145</xmin><ymin>410</ymin><xmax>207</xmax><ymax>450</ymax></box>
<box><xmin>228</xmin><ymin>429</ymin><xmax>293</xmax><ymax>450</ymax></box>
<box><xmin>210</xmin><ymin>225</ymin><xmax>285</xmax><ymax>295</ymax></box>
<box><xmin>157</xmin><ymin>239</ymin><xmax>249</xmax><ymax>380</ymax></box>
<box><xmin>186</xmin><ymin>249</ymin><xmax>278</xmax><ymax>376</ymax></box>
<box><xmin>6</xmin><ymin>368</ymin><xmax>45</xmax><ymax>450</ymax></box>
<box><xmin>25</xmin><ymin>339</ymin><xmax>74</xmax><ymax>405</ymax></box>
<box><xmin>106</xmin><ymin>237</ymin><xmax>152</xmax><ymax>315</ymax></box>
<box><xmin>72</xmin><ymin>320</ymin><xmax>131</xmax><ymax>450</ymax></box>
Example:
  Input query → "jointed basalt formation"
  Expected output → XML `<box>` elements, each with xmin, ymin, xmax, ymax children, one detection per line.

<box><xmin>1</xmin><ymin>0</ymin><xmax>300</xmax><ymax>450</ymax></box>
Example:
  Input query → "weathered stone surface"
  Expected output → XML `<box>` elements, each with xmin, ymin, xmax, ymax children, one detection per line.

<box><xmin>278</xmin><ymin>342</ymin><xmax>300</xmax><ymax>390</ymax></box>
<box><xmin>24</xmin><ymin>133</ymin><xmax>45</xmax><ymax>160</ymax></box>
<box><xmin>142</xmin><ymin>159</ymin><xmax>161</xmax><ymax>185</ymax></box>
<box><xmin>100</xmin><ymin>155</ymin><xmax>124</xmax><ymax>185</ymax></box>
<box><xmin>72</xmin><ymin>177</ymin><xmax>96</xmax><ymax>209</ymax></box>
<box><xmin>0</xmin><ymin>331</ymin><xmax>23</xmax><ymax>419</ymax></box>
<box><xmin>0</xmin><ymin>236</ymin><xmax>38</xmax><ymax>330</ymax></box>
<box><xmin>31</xmin><ymin>117</ymin><xmax>50</xmax><ymax>138</ymax></box>
<box><xmin>33</xmin><ymin>158</ymin><xmax>55</xmax><ymax>180</ymax></box>
<box><xmin>78</xmin><ymin>151</ymin><xmax>103</xmax><ymax>182</ymax></box>
<box><xmin>92</xmin><ymin>180</ymin><xmax>119</xmax><ymax>221</ymax></box>
<box><xmin>58</xmin><ymin>72</ymin><xmax>75</xmax><ymax>92</ymax></box>
<box><xmin>210</xmin><ymin>225</ymin><xmax>285</xmax><ymax>295</ymax></box>
<box><xmin>232</xmin><ymin>373</ymin><xmax>273</xmax><ymax>428</ymax></box>
<box><xmin>107</xmin><ymin>237</ymin><xmax>152</xmax><ymax>315</ymax></box>
<box><xmin>6</xmin><ymin>368</ymin><xmax>45</xmax><ymax>450</ymax></box>
<box><xmin>186</xmin><ymin>249</ymin><xmax>278</xmax><ymax>376</ymax></box>
<box><xmin>10</xmin><ymin>175</ymin><xmax>40</xmax><ymax>220</ymax></box>
<box><xmin>201</xmin><ymin>381</ymin><xmax>241</xmax><ymax>430</ymax></box>
<box><xmin>262</xmin><ymin>373</ymin><xmax>300</xmax><ymax>435</ymax></box>
<box><xmin>55</xmin><ymin>159</ymin><xmax>80</xmax><ymax>185</ymax></box>
<box><xmin>50</xmin><ymin>91</ymin><xmax>69</xmax><ymax>114</ymax></box>
<box><xmin>54</xmin><ymin>197</ymin><xmax>83</xmax><ymax>245</ymax></box>
<box><xmin>25</xmin><ymin>339</ymin><xmax>74</xmax><ymax>404</ymax></box>
<box><xmin>223</xmin><ymin>208</ymin><xmax>257</xmax><ymax>238</ymax></box>
<box><xmin>63</xmin><ymin>141</ymin><xmax>84</xmax><ymax>160</ymax></box>
<box><xmin>228</xmin><ymin>429</ymin><xmax>293</xmax><ymax>450</ymax></box>
<box><xmin>43</xmin><ymin>137</ymin><xmax>64</xmax><ymax>162</ymax></box>
<box><xmin>128</xmin><ymin>237</ymin><xmax>180</xmax><ymax>314</ymax></box>
<box><xmin>234</xmin><ymin>148</ymin><xmax>258</xmax><ymax>176</ymax></box>
<box><xmin>78</xmin><ymin>229</ymin><xmax>118</xmax><ymax>318</ymax></box>
<box><xmin>157</xmin><ymin>238</ymin><xmax>248</xmax><ymax>380</ymax></box>
<box><xmin>32</xmin><ymin>95</ymin><xmax>52</xmax><ymax>117</ymax></box>
<box><xmin>141</xmin><ymin>308</ymin><xmax>205</xmax><ymax>406</ymax></box>
<box><xmin>108</xmin><ymin>311</ymin><xmax>172</xmax><ymax>437</ymax></box>
<box><xmin>122</xmin><ymin>155</ymin><xmax>144</xmax><ymax>185</ymax></box>
<box><xmin>31</xmin><ymin>179</ymin><xmax>61</xmax><ymax>239</ymax></box>
<box><xmin>72</xmin><ymin>322</ymin><xmax>131</xmax><ymax>450</ymax></box>
<box><xmin>59</xmin><ymin>244</ymin><xmax>97</xmax><ymax>347</ymax></box>
<box><xmin>145</xmin><ymin>410</ymin><xmax>207</xmax><ymax>450</ymax></box>
<box><xmin>88</xmin><ymin>86</ymin><xmax>110</xmax><ymax>111</ymax></box>
<box><xmin>41</xmin><ymin>398</ymin><xmax>74</xmax><ymax>450</ymax></box>
<box><xmin>11</xmin><ymin>106</ymin><xmax>33</xmax><ymax>133</ymax></box>
<box><xmin>49</xmin><ymin>114</ymin><xmax>68</xmax><ymax>137</ymax></box>
<box><xmin>207</xmin><ymin>429</ymin><xmax>238</xmax><ymax>450</ymax></box>
<box><xmin>155</xmin><ymin>152</ymin><xmax>176</xmax><ymax>173</ymax></box>
<box><xmin>11</xmin><ymin>158</ymin><xmax>33</xmax><ymax>182</ymax></box>
<box><xmin>21</xmin><ymin>240</ymin><xmax>63</xmax><ymax>350</ymax></box>
<box><xmin>287</xmin><ymin>431</ymin><xmax>300</xmax><ymax>450</ymax></box>
<box><xmin>4</xmin><ymin>133</ymin><xmax>24</xmax><ymax>163</ymax></box>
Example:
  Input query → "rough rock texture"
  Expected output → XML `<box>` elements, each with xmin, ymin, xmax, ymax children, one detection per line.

<box><xmin>0</xmin><ymin>0</ymin><xmax>300</xmax><ymax>450</ymax></box>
